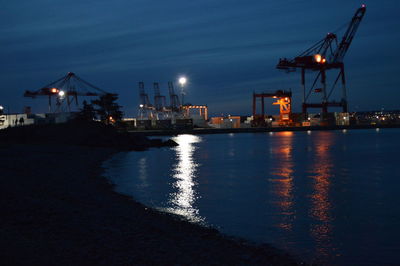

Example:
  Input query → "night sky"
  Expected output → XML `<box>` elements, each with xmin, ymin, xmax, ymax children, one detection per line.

<box><xmin>1</xmin><ymin>0</ymin><xmax>399</xmax><ymax>116</ymax></box>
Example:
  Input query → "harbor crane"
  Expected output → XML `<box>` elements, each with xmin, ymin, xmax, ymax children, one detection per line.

<box><xmin>24</xmin><ymin>72</ymin><xmax>108</xmax><ymax>112</ymax></box>
<box><xmin>168</xmin><ymin>81</ymin><xmax>181</xmax><ymax>113</ymax></box>
<box><xmin>138</xmin><ymin>82</ymin><xmax>154</xmax><ymax>119</ymax></box>
<box><xmin>153</xmin><ymin>82</ymin><xmax>168</xmax><ymax>114</ymax></box>
<box><xmin>277</xmin><ymin>4</ymin><xmax>366</xmax><ymax>117</ymax></box>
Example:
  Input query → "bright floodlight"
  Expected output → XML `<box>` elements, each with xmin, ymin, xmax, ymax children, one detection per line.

<box><xmin>179</xmin><ymin>77</ymin><xmax>187</xmax><ymax>86</ymax></box>
<box><xmin>58</xmin><ymin>90</ymin><xmax>65</xmax><ymax>97</ymax></box>
<box><xmin>314</xmin><ymin>54</ymin><xmax>322</xmax><ymax>63</ymax></box>
<box><xmin>0</xmin><ymin>106</ymin><xmax>3</xmax><ymax>110</ymax></box>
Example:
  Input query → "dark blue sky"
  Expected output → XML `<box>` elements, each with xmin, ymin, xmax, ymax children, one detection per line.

<box><xmin>1</xmin><ymin>0</ymin><xmax>399</xmax><ymax>116</ymax></box>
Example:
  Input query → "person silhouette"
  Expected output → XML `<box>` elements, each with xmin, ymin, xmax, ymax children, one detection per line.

<box><xmin>19</xmin><ymin>117</ymin><xmax>24</xmax><ymax>125</ymax></box>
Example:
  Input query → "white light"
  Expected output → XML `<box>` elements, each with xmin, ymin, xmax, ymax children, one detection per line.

<box><xmin>179</xmin><ymin>77</ymin><xmax>187</xmax><ymax>86</ymax></box>
<box><xmin>0</xmin><ymin>106</ymin><xmax>3</xmax><ymax>110</ymax></box>
<box><xmin>58</xmin><ymin>90</ymin><xmax>65</xmax><ymax>97</ymax></box>
<box><xmin>139</xmin><ymin>104</ymin><xmax>144</xmax><ymax>108</ymax></box>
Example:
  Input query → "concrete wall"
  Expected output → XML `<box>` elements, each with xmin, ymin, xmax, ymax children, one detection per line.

<box><xmin>0</xmin><ymin>112</ymin><xmax>78</xmax><ymax>130</ymax></box>
<box><xmin>0</xmin><ymin>114</ymin><xmax>35</xmax><ymax>130</ymax></box>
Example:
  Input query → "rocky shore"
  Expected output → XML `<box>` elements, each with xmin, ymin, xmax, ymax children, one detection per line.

<box><xmin>0</xmin><ymin>123</ymin><xmax>300</xmax><ymax>265</ymax></box>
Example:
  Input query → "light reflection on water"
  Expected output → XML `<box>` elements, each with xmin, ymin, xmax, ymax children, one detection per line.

<box><xmin>104</xmin><ymin>129</ymin><xmax>400</xmax><ymax>265</ymax></box>
<box><xmin>268</xmin><ymin>132</ymin><xmax>295</xmax><ymax>233</ymax></box>
<box><xmin>309</xmin><ymin>132</ymin><xmax>335</xmax><ymax>261</ymax></box>
<box><xmin>166</xmin><ymin>134</ymin><xmax>204</xmax><ymax>223</ymax></box>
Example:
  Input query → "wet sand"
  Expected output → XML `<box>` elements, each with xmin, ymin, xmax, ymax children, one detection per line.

<box><xmin>0</xmin><ymin>143</ymin><xmax>299</xmax><ymax>265</ymax></box>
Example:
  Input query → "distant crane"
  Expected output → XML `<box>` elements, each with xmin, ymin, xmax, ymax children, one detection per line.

<box><xmin>277</xmin><ymin>4</ymin><xmax>366</xmax><ymax>117</ymax></box>
<box><xmin>153</xmin><ymin>82</ymin><xmax>168</xmax><ymax>114</ymax></box>
<box><xmin>24</xmin><ymin>72</ymin><xmax>108</xmax><ymax>112</ymax></box>
<box><xmin>138</xmin><ymin>82</ymin><xmax>154</xmax><ymax>119</ymax></box>
<box><xmin>168</xmin><ymin>81</ymin><xmax>181</xmax><ymax>113</ymax></box>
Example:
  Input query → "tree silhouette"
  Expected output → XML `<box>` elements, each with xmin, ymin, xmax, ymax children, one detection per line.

<box><xmin>91</xmin><ymin>93</ymin><xmax>123</xmax><ymax>124</ymax></box>
<box><xmin>75</xmin><ymin>100</ymin><xmax>96</xmax><ymax>121</ymax></box>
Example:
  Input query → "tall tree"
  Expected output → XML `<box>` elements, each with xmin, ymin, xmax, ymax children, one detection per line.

<box><xmin>92</xmin><ymin>93</ymin><xmax>123</xmax><ymax>124</ymax></box>
<box><xmin>76</xmin><ymin>100</ymin><xmax>96</xmax><ymax>121</ymax></box>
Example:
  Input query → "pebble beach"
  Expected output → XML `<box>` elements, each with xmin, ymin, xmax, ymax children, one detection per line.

<box><xmin>0</xmin><ymin>123</ymin><xmax>300</xmax><ymax>265</ymax></box>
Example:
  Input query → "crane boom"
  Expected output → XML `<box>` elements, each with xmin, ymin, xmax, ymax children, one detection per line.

<box><xmin>333</xmin><ymin>5</ymin><xmax>367</xmax><ymax>63</ymax></box>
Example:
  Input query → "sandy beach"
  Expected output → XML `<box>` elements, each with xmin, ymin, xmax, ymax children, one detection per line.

<box><xmin>0</xmin><ymin>142</ymin><xmax>299</xmax><ymax>265</ymax></box>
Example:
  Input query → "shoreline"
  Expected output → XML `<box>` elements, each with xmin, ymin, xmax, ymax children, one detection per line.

<box><xmin>0</xmin><ymin>143</ymin><xmax>300</xmax><ymax>265</ymax></box>
<box><xmin>129</xmin><ymin>124</ymin><xmax>400</xmax><ymax>136</ymax></box>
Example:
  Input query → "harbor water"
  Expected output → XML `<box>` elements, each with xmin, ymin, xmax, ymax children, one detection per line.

<box><xmin>104</xmin><ymin>129</ymin><xmax>400</xmax><ymax>265</ymax></box>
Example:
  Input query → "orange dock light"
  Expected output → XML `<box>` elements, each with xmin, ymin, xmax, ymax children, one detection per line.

<box><xmin>314</xmin><ymin>54</ymin><xmax>322</xmax><ymax>63</ymax></box>
<box><xmin>50</xmin><ymin>88</ymin><xmax>59</xmax><ymax>94</ymax></box>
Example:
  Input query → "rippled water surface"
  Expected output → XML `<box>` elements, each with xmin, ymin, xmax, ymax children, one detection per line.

<box><xmin>104</xmin><ymin>129</ymin><xmax>400</xmax><ymax>265</ymax></box>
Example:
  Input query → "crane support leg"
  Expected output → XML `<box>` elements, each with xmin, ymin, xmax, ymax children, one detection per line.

<box><xmin>261</xmin><ymin>96</ymin><xmax>265</xmax><ymax>120</ymax></box>
<box><xmin>341</xmin><ymin>64</ymin><xmax>348</xmax><ymax>112</ymax></box>
<box><xmin>252</xmin><ymin>93</ymin><xmax>256</xmax><ymax>117</ymax></box>
<box><xmin>48</xmin><ymin>95</ymin><xmax>51</xmax><ymax>113</ymax></box>
<box><xmin>321</xmin><ymin>69</ymin><xmax>328</xmax><ymax>114</ymax></box>
<box><xmin>301</xmin><ymin>68</ymin><xmax>307</xmax><ymax>117</ymax></box>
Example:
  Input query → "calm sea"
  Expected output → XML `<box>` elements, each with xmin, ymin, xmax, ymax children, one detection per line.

<box><xmin>103</xmin><ymin>129</ymin><xmax>400</xmax><ymax>265</ymax></box>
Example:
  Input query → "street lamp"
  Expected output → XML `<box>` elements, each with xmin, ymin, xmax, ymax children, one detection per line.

<box><xmin>179</xmin><ymin>76</ymin><xmax>187</xmax><ymax>106</ymax></box>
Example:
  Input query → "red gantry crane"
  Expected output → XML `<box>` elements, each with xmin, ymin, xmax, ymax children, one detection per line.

<box><xmin>277</xmin><ymin>4</ymin><xmax>366</xmax><ymax>118</ymax></box>
<box><xmin>24</xmin><ymin>72</ymin><xmax>108</xmax><ymax>112</ymax></box>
